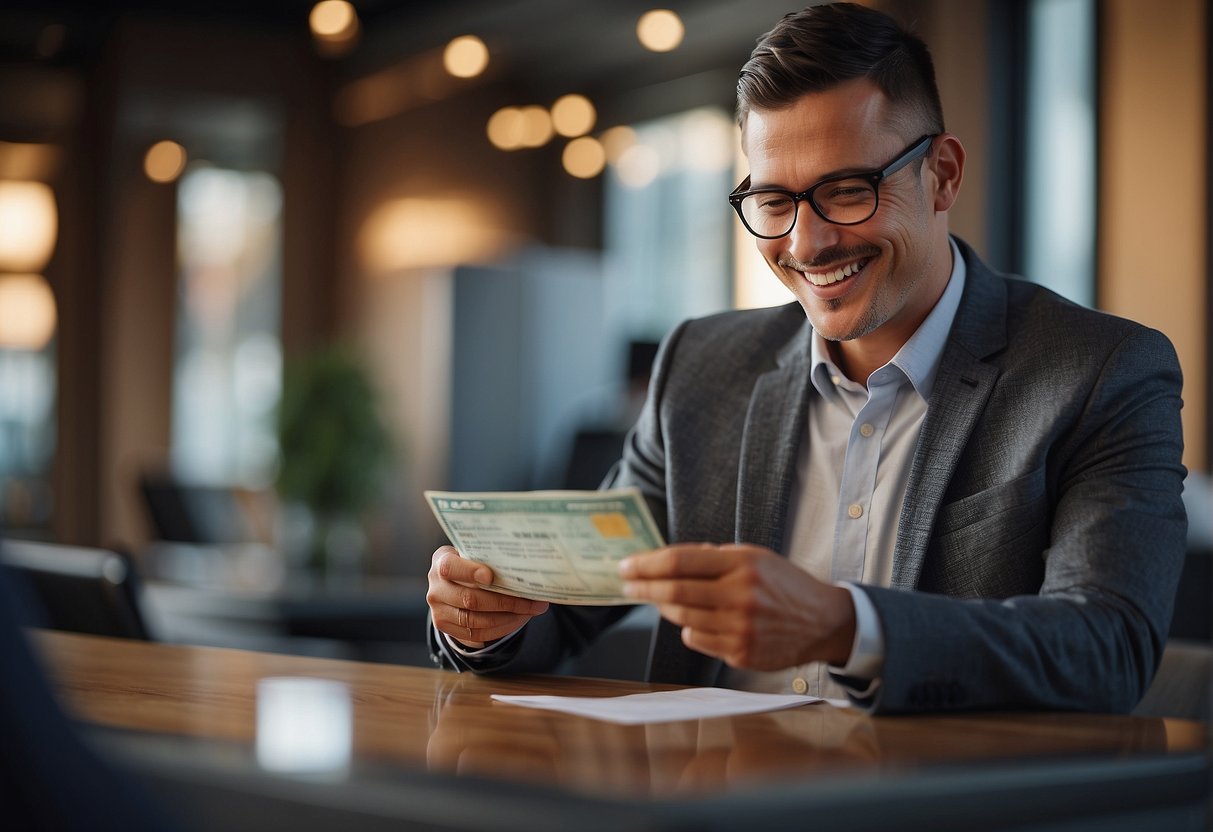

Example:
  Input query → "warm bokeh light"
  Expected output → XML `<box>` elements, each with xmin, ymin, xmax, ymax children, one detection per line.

<box><xmin>488</xmin><ymin>105</ymin><xmax>556</xmax><ymax>150</ymax></box>
<box><xmin>600</xmin><ymin>125</ymin><xmax>638</xmax><ymax>163</ymax></box>
<box><xmin>144</xmin><ymin>140</ymin><xmax>187</xmax><ymax>184</ymax></box>
<box><xmin>0</xmin><ymin>273</ymin><xmax>57</xmax><ymax>350</ymax></box>
<box><xmin>0</xmin><ymin>181</ymin><xmax>57</xmax><ymax>273</ymax></box>
<box><xmin>550</xmin><ymin>94</ymin><xmax>597</xmax><ymax>137</ymax></box>
<box><xmin>562</xmin><ymin>137</ymin><xmax>606</xmax><ymax>178</ymax></box>
<box><xmin>518</xmin><ymin>105</ymin><xmax>554</xmax><ymax>148</ymax></box>
<box><xmin>615</xmin><ymin>143</ymin><xmax>661</xmax><ymax>187</ymax></box>
<box><xmin>309</xmin><ymin>0</ymin><xmax>356</xmax><ymax>38</ymax></box>
<box><xmin>443</xmin><ymin>35</ymin><xmax>489</xmax><ymax>78</ymax></box>
<box><xmin>310</xmin><ymin>0</ymin><xmax>359</xmax><ymax>56</ymax></box>
<box><xmin>637</xmin><ymin>9</ymin><xmax>684</xmax><ymax>52</ymax></box>
<box><xmin>358</xmin><ymin>196</ymin><xmax>515</xmax><ymax>272</ymax></box>
<box><xmin>486</xmin><ymin>106</ymin><xmax>525</xmax><ymax>150</ymax></box>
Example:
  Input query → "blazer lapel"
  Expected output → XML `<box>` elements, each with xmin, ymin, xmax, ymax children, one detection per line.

<box><xmin>734</xmin><ymin>323</ymin><xmax>814</xmax><ymax>553</ymax></box>
<box><xmin>649</xmin><ymin>317</ymin><xmax>812</xmax><ymax>687</ymax></box>
<box><xmin>892</xmin><ymin>242</ymin><xmax>1007</xmax><ymax>589</ymax></box>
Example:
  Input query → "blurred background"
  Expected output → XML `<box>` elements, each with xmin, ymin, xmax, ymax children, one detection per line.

<box><xmin>0</xmin><ymin>0</ymin><xmax>1208</xmax><ymax>661</ymax></box>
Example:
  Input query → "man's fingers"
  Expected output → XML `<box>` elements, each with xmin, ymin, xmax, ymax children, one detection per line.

<box><xmin>435</xmin><ymin>610</ymin><xmax>543</xmax><ymax>645</ymax></box>
<box><xmin>679</xmin><ymin>626</ymin><xmax>743</xmax><ymax>664</ymax></box>
<box><xmin>618</xmin><ymin>544</ymin><xmax>739</xmax><ymax>580</ymax></box>
<box><xmin>436</xmin><ymin>607</ymin><xmax>536</xmax><ymax>634</ymax></box>
<box><xmin>622</xmin><ymin>577</ymin><xmax>721</xmax><ymax>607</ymax></box>
<box><xmin>431</xmin><ymin>546</ymin><xmax>494</xmax><ymax>586</ymax></box>
<box><xmin>428</xmin><ymin>581</ymin><xmax>549</xmax><ymax>616</ymax></box>
<box><xmin>652</xmin><ymin>603</ymin><xmax>729</xmax><ymax>634</ymax></box>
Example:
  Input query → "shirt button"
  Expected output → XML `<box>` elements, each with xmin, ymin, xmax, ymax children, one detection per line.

<box><xmin>847</xmin><ymin>503</ymin><xmax>863</xmax><ymax>519</ymax></box>
<box><xmin>859</xmin><ymin>423</ymin><xmax>874</xmax><ymax>437</ymax></box>
<box><xmin>792</xmin><ymin>677</ymin><xmax>808</xmax><ymax>695</ymax></box>
<box><xmin>830</xmin><ymin>375</ymin><xmax>841</xmax><ymax>386</ymax></box>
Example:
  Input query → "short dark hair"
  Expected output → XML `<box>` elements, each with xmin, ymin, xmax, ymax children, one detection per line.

<box><xmin>736</xmin><ymin>3</ymin><xmax>944</xmax><ymax>137</ymax></box>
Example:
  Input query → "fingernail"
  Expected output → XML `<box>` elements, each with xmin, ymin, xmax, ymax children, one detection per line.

<box><xmin>622</xmin><ymin>582</ymin><xmax>639</xmax><ymax>598</ymax></box>
<box><xmin>475</xmin><ymin>569</ymin><xmax>492</xmax><ymax>584</ymax></box>
<box><xmin>618</xmin><ymin>558</ymin><xmax>634</xmax><ymax>577</ymax></box>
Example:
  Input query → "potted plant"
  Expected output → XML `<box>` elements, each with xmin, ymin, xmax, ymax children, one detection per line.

<box><xmin>274</xmin><ymin>345</ymin><xmax>393</xmax><ymax>577</ymax></box>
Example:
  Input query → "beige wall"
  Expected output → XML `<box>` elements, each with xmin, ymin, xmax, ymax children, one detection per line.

<box><xmin>903</xmin><ymin>0</ymin><xmax>990</xmax><ymax>257</ymax></box>
<box><xmin>99</xmin><ymin>168</ymin><xmax>177</xmax><ymax>547</ymax></box>
<box><xmin>1100</xmin><ymin>0</ymin><xmax>1207</xmax><ymax>471</ymax></box>
<box><xmin>336</xmin><ymin>82</ymin><xmax>556</xmax><ymax>570</ymax></box>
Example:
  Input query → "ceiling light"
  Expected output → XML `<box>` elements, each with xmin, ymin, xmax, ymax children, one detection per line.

<box><xmin>310</xmin><ymin>0</ymin><xmax>356</xmax><ymax>38</ymax></box>
<box><xmin>551</xmin><ymin>94</ymin><xmax>597</xmax><ymax>138</ymax></box>
<box><xmin>637</xmin><ymin>9</ymin><xmax>684</xmax><ymax>52</ymax></box>
<box><xmin>562</xmin><ymin>137</ymin><xmax>606</xmax><ymax>178</ymax></box>
<box><xmin>310</xmin><ymin>0</ymin><xmax>360</xmax><ymax>56</ymax></box>
<box><xmin>0</xmin><ymin>274</ymin><xmax>57</xmax><ymax>351</ymax></box>
<box><xmin>444</xmin><ymin>35</ymin><xmax>489</xmax><ymax>78</ymax></box>
<box><xmin>487</xmin><ymin>107</ymin><xmax>525</xmax><ymax>150</ymax></box>
<box><xmin>144</xmin><ymin>140</ymin><xmax>187</xmax><ymax>184</ymax></box>
<box><xmin>0</xmin><ymin>182</ymin><xmax>57</xmax><ymax>273</ymax></box>
<box><xmin>517</xmin><ymin>106</ymin><xmax>554</xmax><ymax>148</ymax></box>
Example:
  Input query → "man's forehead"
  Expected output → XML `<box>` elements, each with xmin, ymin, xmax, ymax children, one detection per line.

<box><xmin>741</xmin><ymin>92</ymin><xmax>905</xmax><ymax>186</ymax></box>
<box><xmin>741</xmin><ymin>79</ymin><xmax>892</xmax><ymax>153</ymax></box>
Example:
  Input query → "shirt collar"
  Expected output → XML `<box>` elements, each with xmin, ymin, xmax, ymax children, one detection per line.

<box><xmin>810</xmin><ymin>236</ymin><xmax>966</xmax><ymax>401</ymax></box>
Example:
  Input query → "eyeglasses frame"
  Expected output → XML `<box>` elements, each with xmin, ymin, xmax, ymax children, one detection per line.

<box><xmin>728</xmin><ymin>133</ymin><xmax>939</xmax><ymax>239</ymax></box>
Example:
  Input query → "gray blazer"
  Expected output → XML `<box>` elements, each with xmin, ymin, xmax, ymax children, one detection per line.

<box><xmin>454</xmin><ymin>239</ymin><xmax>1187</xmax><ymax>714</ymax></box>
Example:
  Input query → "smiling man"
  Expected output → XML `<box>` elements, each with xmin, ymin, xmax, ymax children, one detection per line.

<box><xmin>426</xmin><ymin>2</ymin><xmax>1186</xmax><ymax>713</ymax></box>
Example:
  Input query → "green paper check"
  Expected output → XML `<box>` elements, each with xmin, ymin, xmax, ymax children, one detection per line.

<box><xmin>424</xmin><ymin>487</ymin><xmax>666</xmax><ymax>605</ymax></box>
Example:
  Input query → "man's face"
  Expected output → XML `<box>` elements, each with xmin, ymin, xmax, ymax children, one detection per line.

<box><xmin>742</xmin><ymin>79</ymin><xmax>951</xmax><ymax>358</ymax></box>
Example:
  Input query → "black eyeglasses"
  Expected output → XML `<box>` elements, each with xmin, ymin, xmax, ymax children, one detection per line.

<box><xmin>728</xmin><ymin>134</ymin><xmax>937</xmax><ymax>239</ymax></box>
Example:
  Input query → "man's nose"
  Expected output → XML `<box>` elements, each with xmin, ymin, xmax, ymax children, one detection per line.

<box><xmin>786</xmin><ymin>201</ymin><xmax>841</xmax><ymax>263</ymax></box>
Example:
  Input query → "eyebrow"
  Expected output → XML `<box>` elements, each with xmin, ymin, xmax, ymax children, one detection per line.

<box><xmin>748</xmin><ymin>161</ymin><xmax>878</xmax><ymax>192</ymax></box>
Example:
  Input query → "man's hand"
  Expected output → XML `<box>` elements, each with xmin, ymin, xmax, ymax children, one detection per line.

<box><xmin>427</xmin><ymin>546</ymin><xmax>549</xmax><ymax>648</ymax></box>
<box><xmin>619</xmin><ymin>543</ymin><xmax>856</xmax><ymax>670</ymax></box>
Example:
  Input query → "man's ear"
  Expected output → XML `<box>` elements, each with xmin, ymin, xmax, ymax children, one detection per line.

<box><xmin>929</xmin><ymin>134</ymin><xmax>965</xmax><ymax>212</ymax></box>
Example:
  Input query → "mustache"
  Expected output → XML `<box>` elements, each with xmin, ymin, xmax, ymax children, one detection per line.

<box><xmin>779</xmin><ymin>246</ymin><xmax>879</xmax><ymax>271</ymax></box>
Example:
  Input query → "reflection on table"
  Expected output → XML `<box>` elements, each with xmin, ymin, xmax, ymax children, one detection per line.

<box><xmin>36</xmin><ymin>631</ymin><xmax>1208</xmax><ymax>818</ymax></box>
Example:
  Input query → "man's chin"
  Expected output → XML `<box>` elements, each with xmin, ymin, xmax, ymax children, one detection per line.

<box><xmin>800</xmin><ymin>302</ymin><xmax>854</xmax><ymax>341</ymax></box>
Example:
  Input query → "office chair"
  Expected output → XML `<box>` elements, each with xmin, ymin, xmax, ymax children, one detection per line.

<box><xmin>138</xmin><ymin>472</ymin><xmax>254</xmax><ymax>545</ymax></box>
<box><xmin>1</xmin><ymin>539</ymin><xmax>151</xmax><ymax>640</ymax></box>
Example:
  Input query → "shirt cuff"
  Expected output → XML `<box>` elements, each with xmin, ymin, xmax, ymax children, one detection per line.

<box><xmin>442</xmin><ymin>624</ymin><xmax>526</xmax><ymax>659</ymax></box>
<box><xmin>827</xmin><ymin>583</ymin><xmax>885</xmax><ymax>691</ymax></box>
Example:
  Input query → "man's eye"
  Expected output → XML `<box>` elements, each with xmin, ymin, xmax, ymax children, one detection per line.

<box><xmin>822</xmin><ymin>183</ymin><xmax>873</xmax><ymax>203</ymax></box>
<box><xmin>756</xmin><ymin>195</ymin><xmax>793</xmax><ymax>213</ymax></box>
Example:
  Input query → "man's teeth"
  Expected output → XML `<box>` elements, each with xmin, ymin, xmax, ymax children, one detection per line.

<box><xmin>805</xmin><ymin>260</ymin><xmax>863</xmax><ymax>286</ymax></box>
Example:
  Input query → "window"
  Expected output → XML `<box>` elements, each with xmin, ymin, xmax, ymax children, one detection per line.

<box><xmin>172</xmin><ymin>167</ymin><xmax>283</xmax><ymax>486</ymax></box>
<box><xmin>603</xmin><ymin>108</ymin><xmax>735</xmax><ymax>341</ymax></box>
<box><xmin>1023</xmin><ymin>0</ymin><xmax>1097</xmax><ymax>305</ymax></box>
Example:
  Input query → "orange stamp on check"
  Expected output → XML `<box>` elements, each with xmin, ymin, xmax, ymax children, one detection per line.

<box><xmin>591</xmin><ymin>513</ymin><xmax>632</xmax><ymax>538</ymax></box>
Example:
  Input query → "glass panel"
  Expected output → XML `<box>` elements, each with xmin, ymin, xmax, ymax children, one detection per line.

<box><xmin>0</xmin><ymin>343</ymin><xmax>55</xmax><ymax>532</ymax></box>
<box><xmin>172</xmin><ymin>167</ymin><xmax>283</xmax><ymax>486</ymax></box>
<box><xmin>1024</xmin><ymin>0</ymin><xmax>1096</xmax><ymax>306</ymax></box>
<box><xmin>603</xmin><ymin>107</ymin><xmax>735</xmax><ymax>341</ymax></box>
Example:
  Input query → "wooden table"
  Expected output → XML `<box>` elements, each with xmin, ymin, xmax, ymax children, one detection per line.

<box><xmin>34</xmin><ymin>631</ymin><xmax>1212</xmax><ymax>831</ymax></box>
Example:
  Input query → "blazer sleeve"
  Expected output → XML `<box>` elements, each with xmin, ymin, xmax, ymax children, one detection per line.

<box><xmin>855</xmin><ymin>326</ymin><xmax>1187</xmax><ymax>714</ymax></box>
<box><xmin>433</xmin><ymin>321</ymin><xmax>691</xmax><ymax>676</ymax></box>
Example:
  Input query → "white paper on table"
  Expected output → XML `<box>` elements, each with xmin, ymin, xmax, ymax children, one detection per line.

<box><xmin>490</xmin><ymin>687</ymin><xmax>840</xmax><ymax>725</ymax></box>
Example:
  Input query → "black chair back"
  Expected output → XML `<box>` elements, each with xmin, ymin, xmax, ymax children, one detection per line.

<box><xmin>1</xmin><ymin>539</ymin><xmax>150</xmax><ymax>640</ymax></box>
